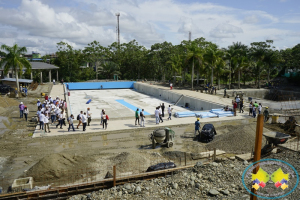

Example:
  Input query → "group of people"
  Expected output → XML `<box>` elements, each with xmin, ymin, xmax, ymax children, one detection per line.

<box><xmin>249</xmin><ymin>101</ymin><xmax>269</xmax><ymax>121</ymax></box>
<box><xmin>232</xmin><ymin>95</ymin><xmax>244</xmax><ymax>115</ymax></box>
<box><xmin>75</xmin><ymin>108</ymin><xmax>109</xmax><ymax>131</ymax></box>
<box><xmin>35</xmin><ymin>95</ymin><xmax>68</xmax><ymax>133</ymax></box>
<box><xmin>19</xmin><ymin>102</ymin><xmax>29</xmax><ymax>121</ymax></box>
<box><xmin>134</xmin><ymin>103</ymin><xmax>173</xmax><ymax>127</ymax></box>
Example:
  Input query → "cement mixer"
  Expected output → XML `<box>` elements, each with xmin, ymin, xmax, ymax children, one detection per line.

<box><xmin>149</xmin><ymin>128</ymin><xmax>175</xmax><ymax>149</ymax></box>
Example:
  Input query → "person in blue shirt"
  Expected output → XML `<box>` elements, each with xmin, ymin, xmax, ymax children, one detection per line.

<box><xmin>195</xmin><ymin>118</ymin><xmax>201</xmax><ymax>138</ymax></box>
<box><xmin>24</xmin><ymin>87</ymin><xmax>28</xmax><ymax>97</ymax></box>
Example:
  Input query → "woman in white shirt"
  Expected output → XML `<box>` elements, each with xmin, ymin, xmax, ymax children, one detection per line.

<box><xmin>44</xmin><ymin>114</ymin><xmax>51</xmax><ymax>133</ymax></box>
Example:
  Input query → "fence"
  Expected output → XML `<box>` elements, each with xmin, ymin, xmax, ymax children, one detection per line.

<box><xmin>0</xmin><ymin>149</ymin><xmax>218</xmax><ymax>197</ymax></box>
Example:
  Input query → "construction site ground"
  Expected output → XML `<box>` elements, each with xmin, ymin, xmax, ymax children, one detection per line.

<box><xmin>0</xmin><ymin>82</ymin><xmax>298</xmax><ymax>195</ymax></box>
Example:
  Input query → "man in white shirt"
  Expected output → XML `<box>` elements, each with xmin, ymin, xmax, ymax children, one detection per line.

<box><xmin>140</xmin><ymin>109</ymin><xmax>145</xmax><ymax>127</ymax></box>
<box><xmin>56</xmin><ymin>111</ymin><xmax>63</xmax><ymax>129</ymax></box>
<box><xmin>44</xmin><ymin>114</ymin><xmax>50</xmax><ymax>133</ymax></box>
<box><xmin>155</xmin><ymin>107</ymin><xmax>160</xmax><ymax>124</ymax></box>
<box><xmin>77</xmin><ymin>111</ymin><xmax>83</xmax><ymax>129</ymax></box>
<box><xmin>167</xmin><ymin>105</ymin><xmax>172</xmax><ymax>120</ymax></box>
<box><xmin>82</xmin><ymin>112</ymin><xmax>87</xmax><ymax>131</ymax></box>
<box><xmin>39</xmin><ymin>112</ymin><xmax>45</xmax><ymax>130</ymax></box>
<box><xmin>87</xmin><ymin>108</ymin><xmax>92</xmax><ymax>126</ymax></box>
<box><xmin>235</xmin><ymin>95</ymin><xmax>240</xmax><ymax>112</ymax></box>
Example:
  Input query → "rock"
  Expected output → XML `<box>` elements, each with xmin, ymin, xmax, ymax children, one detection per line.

<box><xmin>172</xmin><ymin>183</ymin><xmax>178</xmax><ymax>189</ymax></box>
<box><xmin>104</xmin><ymin>171</ymin><xmax>113</xmax><ymax>179</ymax></box>
<box><xmin>124</xmin><ymin>184</ymin><xmax>131</xmax><ymax>190</ymax></box>
<box><xmin>243</xmin><ymin>160</ymin><xmax>248</xmax><ymax>165</ymax></box>
<box><xmin>229</xmin><ymin>156</ymin><xmax>235</xmax><ymax>160</ymax></box>
<box><xmin>211</xmin><ymin>162</ymin><xmax>219</xmax><ymax>167</ymax></box>
<box><xmin>195</xmin><ymin>161</ymin><xmax>203</xmax><ymax>167</ymax></box>
<box><xmin>221</xmin><ymin>189</ymin><xmax>230</xmax><ymax>195</ymax></box>
<box><xmin>195</xmin><ymin>183</ymin><xmax>201</xmax><ymax>189</ymax></box>
<box><xmin>135</xmin><ymin>186</ymin><xmax>141</xmax><ymax>193</ymax></box>
<box><xmin>190</xmin><ymin>181</ymin><xmax>195</xmax><ymax>187</ymax></box>
<box><xmin>196</xmin><ymin>173</ymin><xmax>202</xmax><ymax>179</ymax></box>
<box><xmin>168</xmin><ymin>191</ymin><xmax>172</xmax><ymax>197</ymax></box>
<box><xmin>209</xmin><ymin>189</ymin><xmax>220</xmax><ymax>196</ymax></box>
<box><xmin>191</xmin><ymin>176</ymin><xmax>196</xmax><ymax>181</ymax></box>
<box><xmin>229</xmin><ymin>164</ymin><xmax>235</xmax><ymax>168</ymax></box>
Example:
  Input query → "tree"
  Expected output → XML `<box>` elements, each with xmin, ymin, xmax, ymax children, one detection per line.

<box><xmin>185</xmin><ymin>41</ymin><xmax>204</xmax><ymax>90</ymax></box>
<box><xmin>0</xmin><ymin>44</ymin><xmax>31</xmax><ymax>91</ymax></box>
<box><xmin>204</xmin><ymin>46</ymin><xmax>223</xmax><ymax>86</ymax></box>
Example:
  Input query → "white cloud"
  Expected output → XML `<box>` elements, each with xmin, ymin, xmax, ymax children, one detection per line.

<box><xmin>210</xmin><ymin>24</ymin><xmax>243</xmax><ymax>38</ymax></box>
<box><xmin>0</xmin><ymin>0</ymin><xmax>297</xmax><ymax>54</ymax></box>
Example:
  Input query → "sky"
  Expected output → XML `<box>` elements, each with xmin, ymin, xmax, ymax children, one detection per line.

<box><xmin>0</xmin><ymin>0</ymin><xmax>299</xmax><ymax>54</ymax></box>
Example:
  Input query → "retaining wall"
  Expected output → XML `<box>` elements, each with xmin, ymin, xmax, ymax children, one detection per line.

<box><xmin>66</xmin><ymin>81</ymin><xmax>135</xmax><ymax>90</ymax></box>
<box><xmin>134</xmin><ymin>83</ymin><xmax>223</xmax><ymax>111</ymax></box>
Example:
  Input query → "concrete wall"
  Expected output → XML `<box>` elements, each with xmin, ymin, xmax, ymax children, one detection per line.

<box><xmin>230</xmin><ymin>89</ymin><xmax>300</xmax><ymax>100</ymax></box>
<box><xmin>134</xmin><ymin>83</ymin><xmax>223</xmax><ymax>111</ymax></box>
<box><xmin>66</xmin><ymin>81</ymin><xmax>135</xmax><ymax>90</ymax></box>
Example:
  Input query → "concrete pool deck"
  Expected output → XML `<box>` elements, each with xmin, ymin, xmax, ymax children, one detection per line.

<box><xmin>32</xmin><ymin>111</ymin><xmax>251</xmax><ymax>138</ymax></box>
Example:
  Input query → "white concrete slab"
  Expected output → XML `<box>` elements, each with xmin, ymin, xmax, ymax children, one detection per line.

<box><xmin>68</xmin><ymin>89</ymin><xmax>190</xmax><ymax>119</ymax></box>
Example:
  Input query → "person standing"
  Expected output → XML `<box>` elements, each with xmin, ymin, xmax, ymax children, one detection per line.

<box><xmin>233</xmin><ymin>101</ymin><xmax>237</xmax><ymax>116</ymax></box>
<box><xmin>87</xmin><ymin>108</ymin><xmax>92</xmax><ymax>126</ymax></box>
<box><xmin>100</xmin><ymin>109</ymin><xmax>104</xmax><ymax>125</ymax></box>
<box><xmin>249</xmin><ymin>102</ymin><xmax>253</xmax><ymax>116</ymax></box>
<box><xmin>39</xmin><ymin>111</ymin><xmax>45</xmax><ymax>130</ymax></box>
<box><xmin>62</xmin><ymin>109</ymin><xmax>66</xmax><ymax>126</ymax></box>
<box><xmin>68</xmin><ymin>114</ymin><xmax>75</xmax><ymax>132</ymax></box>
<box><xmin>263</xmin><ymin>107</ymin><xmax>269</xmax><ymax>122</ymax></box>
<box><xmin>82</xmin><ymin>112</ymin><xmax>87</xmax><ymax>131</ymax></box>
<box><xmin>77</xmin><ymin>111</ymin><xmax>83</xmax><ymax>129</ymax></box>
<box><xmin>170</xmin><ymin>83</ymin><xmax>173</xmax><ymax>90</ymax></box>
<box><xmin>102</xmin><ymin>111</ymin><xmax>108</xmax><ymax>129</ymax></box>
<box><xmin>37</xmin><ymin>99</ymin><xmax>41</xmax><ymax>109</ymax></box>
<box><xmin>253</xmin><ymin>104</ymin><xmax>257</xmax><ymax>118</ymax></box>
<box><xmin>159</xmin><ymin>106</ymin><xmax>163</xmax><ymax>123</ymax></box>
<box><xmin>56</xmin><ymin>111</ymin><xmax>63</xmax><ymax>129</ymax></box>
<box><xmin>155</xmin><ymin>107</ymin><xmax>160</xmax><ymax>124</ymax></box>
<box><xmin>235</xmin><ymin>95</ymin><xmax>240</xmax><ymax>112</ymax></box>
<box><xmin>50</xmin><ymin>108</ymin><xmax>56</xmax><ymax>124</ymax></box>
<box><xmin>53</xmin><ymin>79</ymin><xmax>55</xmax><ymax>85</ymax></box>
<box><xmin>24</xmin><ymin>87</ymin><xmax>28</xmax><ymax>97</ymax></box>
<box><xmin>224</xmin><ymin>88</ymin><xmax>227</xmax><ymax>97</ymax></box>
<box><xmin>258</xmin><ymin>103</ymin><xmax>262</xmax><ymax>115</ymax></box>
<box><xmin>135</xmin><ymin>108</ymin><xmax>140</xmax><ymax>125</ymax></box>
<box><xmin>195</xmin><ymin>118</ymin><xmax>201</xmax><ymax>138</ymax></box>
<box><xmin>24</xmin><ymin>106</ymin><xmax>29</xmax><ymax>121</ymax></box>
<box><xmin>44</xmin><ymin>114</ymin><xmax>50</xmax><ymax>133</ymax></box>
<box><xmin>19</xmin><ymin>102</ymin><xmax>25</xmax><ymax>118</ymax></box>
<box><xmin>161</xmin><ymin>103</ymin><xmax>165</xmax><ymax>117</ymax></box>
<box><xmin>214</xmin><ymin>87</ymin><xmax>217</xmax><ymax>95</ymax></box>
<box><xmin>167</xmin><ymin>105</ymin><xmax>172</xmax><ymax>120</ymax></box>
<box><xmin>140</xmin><ymin>109</ymin><xmax>145</xmax><ymax>127</ymax></box>
<box><xmin>240</xmin><ymin>98</ymin><xmax>244</xmax><ymax>113</ymax></box>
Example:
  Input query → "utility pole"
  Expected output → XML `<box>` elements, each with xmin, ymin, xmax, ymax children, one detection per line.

<box><xmin>189</xmin><ymin>31</ymin><xmax>191</xmax><ymax>41</ymax></box>
<box><xmin>115</xmin><ymin>13</ymin><xmax>120</xmax><ymax>46</ymax></box>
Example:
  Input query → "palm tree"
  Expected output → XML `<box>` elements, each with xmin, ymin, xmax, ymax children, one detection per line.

<box><xmin>214</xmin><ymin>53</ymin><xmax>227</xmax><ymax>89</ymax></box>
<box><xmin>166</xmin><ymin>54</ymin><xmax>182</xmax><ymax>85</ymax></box>
<box><xmin>0</xmin><ymin>44</ymin><xmax>31</xmax><ymax>91</ymax></box>
<box><xmin>204</xmin><ymin>47</ymin><xmax>223</xmax><ymax>86</ymax></box>
<box><xmin>186</xmin><ymin>41</ymin><xmax>204</xmax><ymax>90</ymax></box>
<box><xmin>264</xmin><ymin>49</ymin><xmax>282</xmax><ymax>83</ymax></box>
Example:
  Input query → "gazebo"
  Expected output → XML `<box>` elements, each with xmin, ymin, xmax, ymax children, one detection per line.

<box><xmin>0</xmin><ymin>62</ymin><xmax>59</xmax><ymax>83</ymax></box>
<box><xmin>29</xmin><ymin>62</ymin><xmax>59</xmax><ymax>83</ymax></box>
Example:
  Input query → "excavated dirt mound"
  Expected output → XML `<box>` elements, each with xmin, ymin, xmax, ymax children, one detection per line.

<box><xmin>27</xmin><ymin>153</ymin><xmax>95</xmax><ymax>182</ymax></box>
<box><xmin>206</xmin><ymin>124</ymin><xmax>267</xmax><ymax>154</ymax></box>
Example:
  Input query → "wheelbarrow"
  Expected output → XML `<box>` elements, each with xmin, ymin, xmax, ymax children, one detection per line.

<box><xmin>261</xmin><ymin>132</ymin><xmax>291</xmax><ymax>155</ymax></box>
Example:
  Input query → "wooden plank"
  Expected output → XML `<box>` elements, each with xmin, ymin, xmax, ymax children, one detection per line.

<box><xmin>235</xmin><ymin>153</ymin><xmax>252</xmax><ymax>161</ymax></box>
<box><xmin>191</xmin><ymin>150</ymin><xmax>226</xmax><ymax>160</ymax></box>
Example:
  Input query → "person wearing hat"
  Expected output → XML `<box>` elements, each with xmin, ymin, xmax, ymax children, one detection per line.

<box><xmin>87</xmin><ymin>108</ymin><xmax>92</xmax><ymax>126</ymax></box>
<box><xmin>15</xmin><ymin>88</ymin><xmax>19</xmax><ymax>99</ymax></box>
<box><xmin>263</xmin><ymin>107</ymin><xmax>269</xmax><ymax>122</ymax></box>
<box><xmin>24</xmin><ymin>106</ymin><xmax>29</xmax><ymax>121</ymax></box>
<box><xmin>19</xmin><ymin>102</ymin><xmax>25</xmax><ymax>118</ymax></box>
<box><xmin>195</xmin><ymin>118</ymin><xmax>201</xmax><ymax>138</ymax></box>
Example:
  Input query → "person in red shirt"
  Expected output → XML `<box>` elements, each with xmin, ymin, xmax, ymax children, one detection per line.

<box><xmin>233</xmin><ymin>101</ymin><xmax>237</xmax><ymax>116</ymax></box>
<box><xmin>45</xmin><ymin>94</ymin><xmax>48</xmax><ymax>101</ymax></box>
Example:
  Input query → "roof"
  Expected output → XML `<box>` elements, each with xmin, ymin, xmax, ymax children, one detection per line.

<box><xmin>1</xmin><ymin>78</ymin><xmax>33</xmax><ymax>83</ymax></box>
<box><xmin>0</xmin><ymin>62</ymin><xmax>59</xmax><ymax>70</ymax></box>
<box><xmin>30</xmin><ymin>62</ymin><xmax>59</xmax><ymax>70</ymax></box>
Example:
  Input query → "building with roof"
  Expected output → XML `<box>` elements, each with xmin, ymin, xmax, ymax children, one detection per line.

<box><xmin>0</xmin><ymin>62</ymin><xmax>59</xmax><ymax>83</ymax></box>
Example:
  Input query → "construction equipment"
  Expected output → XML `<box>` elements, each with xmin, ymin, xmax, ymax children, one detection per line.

<box><xmin>261</xmin><ymin>132</ymin><xmax>291</xmax><ymax>155</ymax></box>
<box><xmin>149</xmin><ymin>128</ymin><xmax>175</xmax><ymax>149</ymax></box>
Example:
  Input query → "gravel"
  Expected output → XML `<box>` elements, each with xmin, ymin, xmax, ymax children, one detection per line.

<box><xmin>68</xmin><ymin>149</ymin><xmax>300</xmax><ymax>200</ymax></box>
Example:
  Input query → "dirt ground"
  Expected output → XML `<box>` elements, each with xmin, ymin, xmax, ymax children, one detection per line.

<box><xmin>0</xmin><ymin>84</ymin><xmax>294</xmax><ymax>192</ymax></box>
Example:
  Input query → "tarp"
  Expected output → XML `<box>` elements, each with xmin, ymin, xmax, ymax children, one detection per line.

<box><xmin>210</xmin><ymin>110</ymin><xmax>234</xmax><ymax>117</ymax></box>
<box><xmin>174</xmin><ymin>111</ymin><xmax>196</xmax><ymax>118</ymax></box>
<box><xmin>195</xmin><ymin>112</ymin><xmax>218</xmax><ymax>119</ymax></box>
